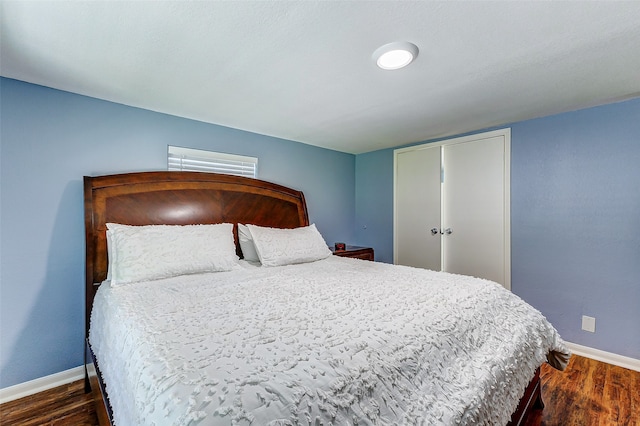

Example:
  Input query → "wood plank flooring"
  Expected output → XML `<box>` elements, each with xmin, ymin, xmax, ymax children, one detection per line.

<box><xmin>0</xmin><ymin>380</ymin><xmax>97</xmax><ymax>425</ymax></box>
<box><xmin>0</xmin><ymin>355</ymin><xmax>637</xmax><ymax>425</ymax></box>
<box><xmin>524</xmin><ymin>355</ymin><xmax>639</xmax><ymax>426</ymax></box>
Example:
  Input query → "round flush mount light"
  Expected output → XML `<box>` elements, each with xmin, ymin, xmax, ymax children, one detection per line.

<box><xmin>373</xmin><ymin>41</ymin><xmax>419</xmax><ymax>70</ymax></box>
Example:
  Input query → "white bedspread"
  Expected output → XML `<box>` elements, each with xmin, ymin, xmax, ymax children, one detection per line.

<box><xmin>90</xmin><ymin>256</ymin><xmax>569</xmax><ymax>426</ymax></box>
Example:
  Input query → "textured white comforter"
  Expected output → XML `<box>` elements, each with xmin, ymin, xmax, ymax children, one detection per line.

<box><xmin>90</xmin><ymin>256</ymin><xmax>569</xmax><ymax>426</ymax></box>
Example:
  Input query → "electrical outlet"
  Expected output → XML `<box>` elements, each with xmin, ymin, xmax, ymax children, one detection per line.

<box><xmin>582</xmin><ymin>315</ymin><xmax>596</xmax><ymax>333</ymax></box>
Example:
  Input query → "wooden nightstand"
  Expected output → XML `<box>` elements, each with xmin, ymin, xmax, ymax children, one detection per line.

<box><xmin>331</xmin><ymin>245</ymin><xmax>374</xmax><ymax>261</ymax></box>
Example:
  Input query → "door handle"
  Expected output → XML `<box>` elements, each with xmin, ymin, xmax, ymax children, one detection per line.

<box><xmin>431</xmin><ymin>228</ymin><xmax>452</xmax><ymax>235</ymax></box>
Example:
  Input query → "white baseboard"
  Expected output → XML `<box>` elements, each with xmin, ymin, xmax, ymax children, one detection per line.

<box><xmin>0</xmin><ymin>366</ymin><xmax>85</xmax><ymax>405</ymax></box>
<box><xmin>566</xmin><ymin>342</ymin><xmax>640</xmax><ymax>372</ymax></box>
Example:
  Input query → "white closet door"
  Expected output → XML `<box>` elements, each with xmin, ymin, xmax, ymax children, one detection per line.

<box><xmin>394</xmin><ymin>147</ymin><xmax>441</xmax><ymax>270</ymax></box>
<box><xmin>442</xmin><ymin>136</ymin><xmax>507</xmax><ymax>286</ymax></box>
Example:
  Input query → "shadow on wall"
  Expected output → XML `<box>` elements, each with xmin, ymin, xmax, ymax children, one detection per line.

<box><xmin>1</xmin><ymin>180</ymin><xmax>85</xmax><ymax>387</ymax></box>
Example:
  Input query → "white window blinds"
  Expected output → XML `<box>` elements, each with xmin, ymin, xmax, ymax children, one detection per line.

<box><xmin>168</xmin><ymin>146</ymin><xmax>258</xmax><ymax>178</ymax></box>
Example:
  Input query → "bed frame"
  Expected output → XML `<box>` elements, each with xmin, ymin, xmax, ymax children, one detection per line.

<box><xmin>83</xmin><ymin>171</ymin><xmax>542</xmax><ymax>425</ymax></box>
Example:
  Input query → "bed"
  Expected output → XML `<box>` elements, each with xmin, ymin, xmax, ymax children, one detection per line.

<box><xmin>84</xmin><ymin>171</ymin><xmax>570</xmax><ymax>426</ymax></box>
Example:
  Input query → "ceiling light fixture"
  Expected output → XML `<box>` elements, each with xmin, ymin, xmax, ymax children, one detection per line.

<box><xmin>373</xmin><ymin>41</ymin><xmax>419</xmax><ymax>70</ymax></box>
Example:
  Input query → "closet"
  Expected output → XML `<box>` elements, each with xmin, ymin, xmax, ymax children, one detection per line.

<box><xmin>393</xmin><ymin>129</ymin><xmax>511</xmax><ymax>289</ymax></box>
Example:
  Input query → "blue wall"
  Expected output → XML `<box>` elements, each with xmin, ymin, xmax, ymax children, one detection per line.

<box><xmin>2</xmin><ymin>76</ymin><xmax>638</xmax><ymax>390</ymax></box>
<box><xmin>0</xmin><ymin>78</ymin><xmax>355</xmax><ymax>388</ymax></box>
<box><xmin>355</xmin><ymin>98</ymin><xmax>640</xmax><ymax>360</ymax></box>
<box><xmin>355</xmin><ymin>149</ymin><xmax>394</xmax><ymax>263</ymax></box>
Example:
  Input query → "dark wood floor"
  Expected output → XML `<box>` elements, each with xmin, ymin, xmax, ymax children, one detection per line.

<box><xmin>524</xmin><ymin>355</ymin><xmax>639</xmax><ymax>426</ymax></box>
<box><xmin>1</xmin><ymin>355</ymin><xmax>637</xmax><ymax>425</ymax></box>
<box><xmin>0</xmin><ymin>379</ymin><xmax>98</xmax><ymax>426</ymax></box>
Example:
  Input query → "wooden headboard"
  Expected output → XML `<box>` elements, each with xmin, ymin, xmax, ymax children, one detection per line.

<box><xmin>84</xmin><ymin>171</ymin><xmax>309</xmax><ymax>335</ymax></box>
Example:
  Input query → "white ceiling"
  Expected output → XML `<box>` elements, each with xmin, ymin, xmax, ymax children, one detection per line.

<box><xmin>2</xmin><ymin>1</ymin><xmax>640</xmax><ymax>154</ymax></box>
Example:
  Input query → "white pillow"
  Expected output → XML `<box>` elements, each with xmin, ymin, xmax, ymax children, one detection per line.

<box><xmin>246</xmin><ymin>223</ymin><xmax>331</xmax><ymax>267</ymax></box>
<box><xmin>238</xmin><ymin>224</ymin><xmax>260</xmax><ymax>262</ymax></box>
<box><xmin>106</xmin><ymin>223</ymin><xmax>239</xmax><ymax>286</ymax></box>
<box><xmin>106</xmin><ymin>228</ymin><xmax>114</xmax><ymax>281</ymax></box>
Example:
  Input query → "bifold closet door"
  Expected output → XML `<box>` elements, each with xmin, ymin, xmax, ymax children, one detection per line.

<box><xmin>394</xmin><ymin>147</ymin><xmax>441</xmax><ymax>271</ymax></box>
<box><xmin>442</xmin><ymin>137</ymin><xmax>506</xmax><ymax>286</ymax></box>
<box><xmin>394</xmin><ymin>129</ymin><xmax>510</xmax><ymax>289</ymax></box>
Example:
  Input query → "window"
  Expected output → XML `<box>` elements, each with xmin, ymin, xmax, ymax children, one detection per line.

<box><xmin>168</xmin><ymin>146</ymin><xmax>258</xmax><ymax>178</ymax></box>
